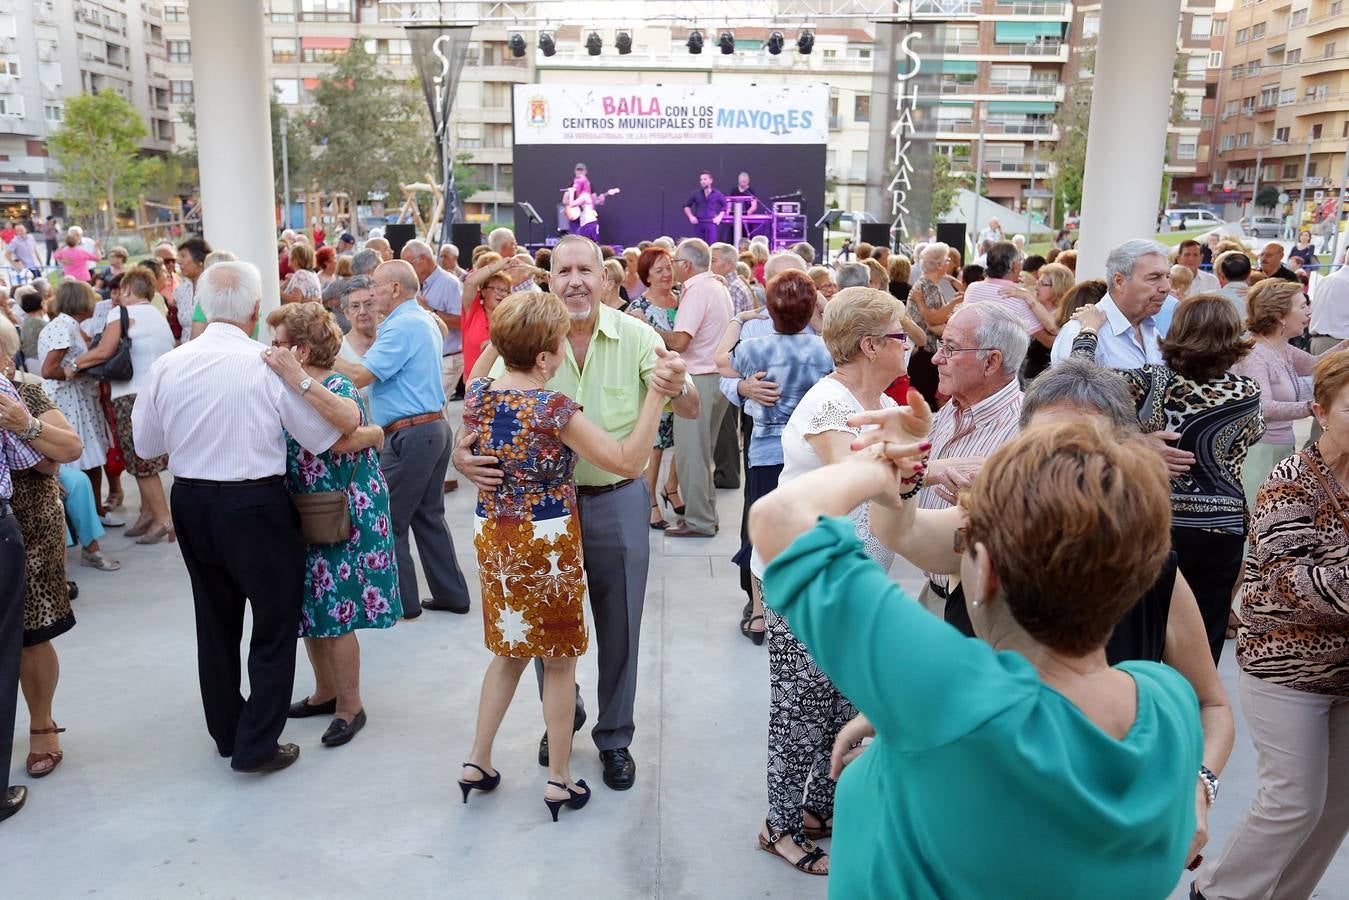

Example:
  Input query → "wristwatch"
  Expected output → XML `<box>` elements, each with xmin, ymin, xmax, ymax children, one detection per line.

<box><xmin>18</xmin><ymin>417</ymin><xmax>43</xmax><ymax>442</ymax></box>
<box><xmin>298</xmin><ymin>376</ymin><xmax>314</xmax><ymax>395</ymax></box>
<box><xmin>1199</xmin><ymin>765</ymin><xmax>1220</xmax><ymax>807</ymax></box>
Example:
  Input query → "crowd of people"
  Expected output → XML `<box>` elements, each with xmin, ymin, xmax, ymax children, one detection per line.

<box><xmin>1</xmin><ymin>217</ymin><xmax>1348</xmax><ymax>898</ymax></box>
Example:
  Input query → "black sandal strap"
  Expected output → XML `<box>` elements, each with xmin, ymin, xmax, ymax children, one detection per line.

<box><xmin>794</xmin><ymin>848</ymin><xmax>827</xmax><ymax>872</ymax></box>
<box><xmin>462</xmin><ymin>762</ymin><xmax>494</xmax><ymax>777</ymax></box>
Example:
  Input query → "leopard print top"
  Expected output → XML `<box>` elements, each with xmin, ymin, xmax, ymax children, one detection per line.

<box><xmin>1236</xmin><ymin>444</ymin><xmax>1349</xmax><ymax>696</ymax></box>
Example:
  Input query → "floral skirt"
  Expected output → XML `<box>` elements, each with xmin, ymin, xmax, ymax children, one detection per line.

<box><xmin>111</xmin><ymin>394</ymin><xmax>168</xmax><ymax>477</ymax></box>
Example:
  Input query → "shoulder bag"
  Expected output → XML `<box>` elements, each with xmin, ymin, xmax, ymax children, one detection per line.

<box><xmin>85</xmin><ymin>305</ymin><xmax>134</xmax><ymax>382</ymax></box>
<box><xmin>292</xmin><ymin>458</ymin><xmax>357</xmax><ymax>545</ymax></box>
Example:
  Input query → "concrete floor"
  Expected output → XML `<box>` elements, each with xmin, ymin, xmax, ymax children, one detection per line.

<box><xmin>5</xmin><ymin>430</ymin><xmax>1348</xmax><ymax>899</ymax></box>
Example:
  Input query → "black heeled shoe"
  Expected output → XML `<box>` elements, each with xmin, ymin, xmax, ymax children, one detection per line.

<box><xmin>649</xmin><ymin>502</ymin><xmax>668</xmax><ymax>530</ymax></box>
<box><xmin>458</xmin><ymin>762</ymin><xmax>501</xmax><ymax>804</ymax></box>
<box><xmin>660</xmin><ymin>489</ymin><xmax>685</xmax><ymax>516</ymax></box>
<box><xmin>544</xmin><ymin>779</ymin><xmax>591</xmax><ymax>822</ymax></box>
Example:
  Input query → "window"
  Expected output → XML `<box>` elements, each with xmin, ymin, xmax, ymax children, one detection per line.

<box><xmin>301</xmin><ymin>45</ymin><xmax>345</xmax><ymax>63</ymax></box>
<box><xmin>1213</xmin><ymin>18</ymin><xmax>1226</xmax><ymax>36</ymax></box>
<box><xmin>1324</xmin><ymin>42</ymin><xmax>1337</xmax><ymax>58</ymax></box>
<box><xmin>1286</xmin><ymin>48</ymin><xmax>1301</xmax><ymax>64</ymax></box>
<box><xmin>1236</xmin><ymin>27</ymin><xmax>1249</xmax><ymax>43</ymax></box>
<box><xmin>1238</xmin><ymin>132</ymin><xmax>1252</xmax><ymax>147</ymax></box>
<box><xmin>299</xmin><ymin>0</ymin><xmax>352</xmax><ymax>22</ymax></box>
<box><xmin>167</xmin><ymin>39</ymin><xmax>190</xmax><ymax>63</ymax></box>
<box><xmin>1242</xmin><ymin>95</ymin><xmax>1256</xmax><ymax>112</ymax></box>
<box><xmin>1220</xmin><ymin>134</ymin><xmax>1235</xmax><ymax>150</ymax></box>
<box><xmin>271</xmin><ymin>38</ymin><xmax>297</xmax><ymax>63</ymax></box>
<box><xmin>1260</xmin><ymin>83</ymin><xmax>1280</xmax><ymax>106</ymax></box>
<box><xmin>853</xmin><ymin>94</ymin><xmax>870</xmax><ymax>123</ymax></box>
<box><xmin>1231</xmin><ymin>64</ymin><xmax>1243</xmax><ymax>80</ymax></box>
<box><xmin>1183</xmin><ymin>95</ymin><xmax>1203</xmax><ymax>120</ymax></box>
<box><xmin>269</xmin><ymin>0</ymin><xmax>296</xmax><ymax>22</ymax></box>
<box><xmin>1202</xmin><ymin>115</ymin><xmax>1214</xmax><ymax>131</ymax></box>
<box><xmin>1344</xmin><ymin>120</ymin><xmax>1349</xmax><ymax>138</ymax></box>
<box><xmin>1280</xmin><ymin>87</ymin><xmax>1296</xmax><ymax>104</ymax></box>
<box><xmin>363</xmin><ymin>38</ymin><xmax>411</xmax><ymax>65</ymax></box>
<box><xmin>273</xmin><ymin>78</ymin><xmax>300</xmax><ymax>105</ymax></box>
<box><xmin>44</xmin><ymin>103</ymin><xmax>62</xmax><ymax>123</ymax></box>
<box><xmin>1224</xmin><ymin>99</ymin><xmax>1239</xmax><ymax>116</ymax></box>
<box><xmin>1177</xmin><ymin>138</ymin><xmax>1198</xmax><ymax>160</ymax></box>
<box><xmin>1082</xmin><ymin>14</ymin><xmax>1099</xmax><ymax>38</ymax></box>
<box><xmin>0</xmin><ymin>96</ymin><xmax>23</xmax><ymax>117</ymax></box>
<box><xmin>1312</xmin><ymin>122</ymin><xmax>1323</xmax><ymax>138</ymax></box>
<box><xmin>990</xmin><ymin>64</ymin><xmax>1031</xmax><ymax>83</ymax></box>
<box><xmin>164</xmin><ymin>5</ymin><xmax>187</xmax><ymax>22</ymax></box>
<box><xmin>1191</xmin><ymin>15</ymin><xmax>1212</xmax><ymax>38</ymax></box>
<box><xmin>1283</xmin><ymin>162</ymin><xmax>1299</xmax><ymax>178</ymax></box>
<box><xmin>1252</xmin><ymin>22</ymin><xmax>1266</xmax><ymax>38</ymax></box>
<box><xmin>1290</xmin><ymin>8</ymin><xmax>1308</xmax><ymax>26</ymax></box>
<box><xmin>170</xmin><ymin>79</ymin><xmax>192</xmax><ymax>103</ymax></box>
<box><xmin>1209</xmin><ymin>50</ymin><xmax>1223</xmax><ymax>67</ymax></box>
<box><xmin>1275</xmin><ymin>126</ymin><xmax>1290</xmax><ymax>141</ymax></box>
<box><xmin>1334</xmin><ymin>1</ymin><xmax>1344</xmax><ymax>15</ymax></box>
<box><xmin>1246</xmin><ymin>60</ymin><xmax>1261</xmax><ymax>76</ymax></box>
<box><xmin>0</xmin><ymin>57</ymin><xmax>17</xmax><ymax>77</ymax></box>
<box><xmin>1308</xmin><ymin>162</ymin><xmax>1318</xmax><ymax>177</ymax></box>
<box><xmin>1186</xmin><ymin>54</ymin><xmax>1206</xmax><ymax>79</ymax></box>
<box><xmin>1264</xmin><ymin>164</ymin><xmax>1277</xmax><ymax>181</ymax></box>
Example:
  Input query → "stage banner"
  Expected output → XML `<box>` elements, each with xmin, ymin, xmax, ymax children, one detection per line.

<box><xmin>513</xmin><ymin>84</ymin><xmax>829</xmax><ymax>145</ymax></box>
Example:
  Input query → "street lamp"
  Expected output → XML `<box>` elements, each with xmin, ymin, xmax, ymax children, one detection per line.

<box><xmin>279</xmin><ymin>114</ymin><xmax>291</xmax><ymax>231</ymax></box>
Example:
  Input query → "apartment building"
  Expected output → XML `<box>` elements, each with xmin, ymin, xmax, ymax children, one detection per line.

<box><xmin>1211</xmin><ymin>0</ymin><xmax>1349</xmax><ymax>221</ymax></box>
<box><xmin>0</xmin><ymin>0</ymin><xmax>173</xmax><ymax>221</ymax></box>
<box><xmin>160</xmin><ymin>0</ymin><xmax>532</xmax><ymax>219</ymax></box>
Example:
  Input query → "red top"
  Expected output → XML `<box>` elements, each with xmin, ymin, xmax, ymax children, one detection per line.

<box><xmin>883</xmin><ymin>374</ymin><xmax>912</xmax><ymax>407</ymax></box>
<box><xmin>461</xmin><ymin>292</ymin><xmax>491</xmax><ymax>379</ymax></box>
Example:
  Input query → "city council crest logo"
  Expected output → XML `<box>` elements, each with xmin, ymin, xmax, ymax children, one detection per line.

<box><xmin>528</xmin><ymin>97</ymin><xmax>549</xmax><ymax>127</ymax></box>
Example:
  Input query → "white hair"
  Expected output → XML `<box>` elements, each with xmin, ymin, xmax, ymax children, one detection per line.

<box><xmin>749</xmin><ymin>235</ymin><xmax>769</xmax><ymax>249</ymax></box>
<box><xmin>835</xmin><ymin>262</ymin><xmax>870</xmax><ymax>289</ymax></box>
<box><xmin>68</xmin><ymin>225</ymin><xmax>83</xmax><ymax>238</ymax></box>
<box><xmin>1012</xmin><ymin>234</ymin><xmax>1026</xmax><ymax>247</ymax></box>
<box><xmin>549</xmin><ymin>234</ymin><xmax>604</xmax><ymax>272</ymax></box>
<box><xmin>152</xmin><ymin>241</ymin><xmax>175</xmax><ymax>255</ymax></box>
<box><xmin>280</xmin><ymin>229</ymin><xmax>297</xmax><ymax>242</ymax></box>
<box><xmin>487</xmin><ymin>228</ymin><xmax>516</xmax><ymax>253</ymax></box>
<box><xmin>676</xmin><ymin>238</ymin><xmax>711</xmax><ymax>272</ymax></box>
<box><xmin>400</xmin><ymin>238</ymin><xmax>433</xmax><ymax>260</ymax></box>
<box><xmin>919</xmin><ymin>242</ymin><xmax>950</xmax><ymax>273</ymax></box>
<box><xmin>1105</xmin><ymin>239</ymin><xmax>1169</xmax><ymax>286</ymax></box>
<box><xmin>197</xmin><ymin>261</ymin><xmax>261</xmax><ymax>322</ymax></box>
<box><xmin>970</xmin><ymin>303</ymin><xmax>1029</xmax><ymax>377</ymax></box>
<box><xmin>203</xmin><ymin>250</ymin><xmax>237</xmax><ymax>268</ymax></box>
<box><xmin>654</xmin><ymin>236</ymin><xmax>676</xmax><ymax>251</ymax></box>
<box><xmin>438</xmin><ymin>243</ymin><xmax>458</xmax><ymax>258</ymax></box>
<box><xmin>764</xmin><ymin>251</ymin><xmax>807</xmax><ymax>280</ymax></box>
<box><xmin>709</xmin><ymin>242</ymin><xmax>738</xmax><ymax>266</ymax></box>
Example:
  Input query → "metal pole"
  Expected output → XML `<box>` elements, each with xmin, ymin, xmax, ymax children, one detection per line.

<box><xmin>280</xmin><ymin>115</ymin><xmax>291</xmax><ymax>232</ymax></box>
<box><xmin>1301</xmin><ymin>131</ymin><xmax>1314</xmax><ymax>230</ymax></box>
<box><xmin>1250</xmin><ymin>147</ymin><xmax>1262</xmax><ymax>218</ymax></box>
<box><xmin>972</xmin><ymin>103</ymin><xmax>985</xmax><ymax>248</ymax></box>
<box><xmin>1334</xmin><ymin>139</ymin><xmax>1349</xmax><ymax>267</ymax></box>
<box><xmin>1029</xmin><ymin>137</ymin><xmax>1038</xmax><ymax>221</ymax></box>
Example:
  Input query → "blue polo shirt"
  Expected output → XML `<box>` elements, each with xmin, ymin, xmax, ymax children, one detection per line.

<box><xmin>361</xmin><ymin>298</ymin><xmax>446</xmax><ymax>426</ymax></box>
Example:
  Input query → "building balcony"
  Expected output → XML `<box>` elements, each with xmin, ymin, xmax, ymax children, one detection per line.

<box><xmin>938</xmin><ymin>80</ymin><xmax>1064</xmax><ymax>101</ymax></box>
<box><xmin>1298</xmin><ymin>53</ymin><xmax>1349</xmax><ymax>78</ymax></box>
<box><xmin>1293</xmin><ymin>92</ymin><xmax>1349</xmax><ymax>117</ymax></box>
<box><xmin>934</xmin><ymin>122</ymin><xmax>1059</xmax><ymax>140</ymax></box>
<box><xmin>1304</xmin><ymin>12</ymin><xmax>1349</xmax><ymax>39</ymax></box>
<box><xmin>984</xmin><ymin>161</ymin><xmax>1055</xmax><ymax>178</ymax></box>
<box><xmin>944</xmin><ymin>41</ymin><xmax>1068</xmax><ymax>61</ymax></box>
<box><xmin>980</xmin><ymin>1</ymin><xmax>1074</xmax><ymax>20</ymax></box>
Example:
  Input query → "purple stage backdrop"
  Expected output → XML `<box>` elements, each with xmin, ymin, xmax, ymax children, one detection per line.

<box><xmin>511</xmin><ymin>84</ymin><xmax>829</xmax><ymax>249</ymax></box>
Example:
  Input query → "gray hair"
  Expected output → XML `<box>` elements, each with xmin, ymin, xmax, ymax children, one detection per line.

<box><xmin>438</xmin><ymin>243</ymin><xmax>458</xmax><ymax>259</ymax></box>
<box><xmin>487</xmin><ymin>227</ymin><xmax>516</xmax><ymax>253</ymax></box>
<box><xmin>764</xmin><ymin>251</ymin><xmax>807</xmax><ymax>280</ymax></box>
<box><xmin>653</xmin><ymin>236</ymin><xmax>676</xmax><ymax>251</ymax></box>
<box><xmin>197</xmin><ymin>261</ymin><xmax>261</xmax><ymax>323</ymax></box>
<box><xmin>549</xmin><ymin>234</ymin><xmax>604</xmax><ymax>272</ymax></box>
<box><xmin>835</xmin><ymin>262</ymin><xmax>870</xmax><ymax>289</ymax></box>
<box><xmin>401</xmin><ymin>238</ymin><xmax>433</xmax><ymax>261</ymax></box>
<box><xmin>919</xmin><ymin>242</ymin><xmax>950</xmax><ymax>273</ymax></box>
<box><xmin>350</xmin><ymin>249</ymin><xmax>381</xmax><ymax>276</ymax></box>
<box><xmin>709</xmin><ymin>242</ymin><xmax>738</xmax><ymax>266</ymax></box>
<box><xmin>676</xmin><ymin>238</ymin><xmax>711</xmax><ymax>272</ymax></box>
<box><xmin>791</xmin><ymin>242</ymin><xmax>816</xmax><ymax>265</ymax></box>
<box><xmin>603</xmin><ymin>258</ymin><xmax>625</xmax><ymax>284</ymax></box>
<box><xmin>1022</xmin><ymin>359</ymin><xmax>1137</xmax><ymax>431</ymax></box>
<box><xmin>1105</xmin><ymin>239</ymin><xmax>1169</xmax><ymax>286</ymax></box>
<box><xmin>338</xmin><ymin>273</ymin><xmax>375</xmax><ymax>300</ymax></box>
<box><xmin>970</xmin><ymin>303</ymin><xmax>1029</xmax><ymax>377</ymax></box>
<box><xmin>203</xmin><ymin>250</ymin><xmax>236</xmax><ymax>268</ymax></box>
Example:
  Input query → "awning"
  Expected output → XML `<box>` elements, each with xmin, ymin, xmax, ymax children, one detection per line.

<box><xmin>987</xmin><ymin>100</ymin><xmax>1057</xmax><ymax>113</ymax></box>
<box><xmin>994</xmin><ymin>21</ymin><xmax>1062</xmax><ymax>42</ymax></box>
<box><xmin>301</xmin><ymin>36</ymin><xmax>351</xmax><ymax>50</ymax></box>
<box><xmin>937</xmin><ymin>59</ymin><xmax>978</xmax><ymax>73</ymax></box>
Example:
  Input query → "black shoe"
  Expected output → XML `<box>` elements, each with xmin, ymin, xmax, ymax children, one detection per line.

<box><xmin>402</xmin><ymin>607</ymin><xmax>423</xmax><ymax>621</ymax></box>
<box><xmin>288</xmin><ymin>696</ymin><xmax>337</xmax><ymax>718</ymax></box>
<box><xmin>458</xmin><ymin>762</ymin><xmax>501</xmax><ymax>804</ymax></box>
<box><xmin>544</xmin><ymin>779</ymin><xmax>591</xmax><ymax>822</ymax></box>
<box><xmin>0</xmin><ymin>786</ymin><xmax>27</xmax><ymax>823</ymax></box>
<box><xmin>600</xmin><ymin>748</ymin><xmax>636</xmax><ymax>791</ymax></box>
<box><xmin>538</xmin><ymin>705</ymin><xmax>588</xmax><ymax>767</ymax></box>
<box><xmin>320</xmin><ymin>709</ymin><xmax>366</xmax><ymax>747</ymax></box>
<box><xmin>421</xmin><ymin>599</ymin><xmax>470</xmax><ymax>614</ymax></box>
<box><xmin>233</xmin><ymin>743</ymin><xmax>301</xmax><ymax>774</ymax></box>
<box><xmin>715</xmin><ymin>480</ymin><xmax>740</xmax><ymax>490</ymax></box>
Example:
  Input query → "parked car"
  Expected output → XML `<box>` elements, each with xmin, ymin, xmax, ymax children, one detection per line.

<box><xmin>1244</xmin><ymin>215</ymin><xmax>1283</xmax><ymax>239</ymax></box>
<box><xmin>1164</xmin><ymin>208</ymin><xmax>1223</xmax><ymax>230</ymax></box>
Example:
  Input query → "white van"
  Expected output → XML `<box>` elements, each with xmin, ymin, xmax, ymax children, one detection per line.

<box><xmin>1164</xmin><ymin>208</ymin><xmax>1222</xmax><ymax>230</ymax></box>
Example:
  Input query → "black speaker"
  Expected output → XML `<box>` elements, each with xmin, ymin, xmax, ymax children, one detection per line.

<box><xmin>384</xmin><ymin>223</ymin><xmax>416</xmax><ymax>258</ymax></box>
<box><xmin>451</xmin><ymin>223</ymin><xmax>483</xmax><ymax>257</ymax></box>
<box><xmin>859</xmin><ymin>223</ymin><xmax>891</xmax><ymax>249</ymax></box>
<box><xmin>936</xmin><ymin>223</ymin><xmax>967</xmax><ymax>263</ymax></box>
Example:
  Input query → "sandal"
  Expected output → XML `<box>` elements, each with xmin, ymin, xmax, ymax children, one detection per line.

<box><xmin>26</xmin><ymin>724</ymin><xmax>66</xmax><ymax>778</ymax></box>
<box><xmin>660</xmin><ymin>489</ymin><xmax>686</xmax><ymax>516</ymax></box>
<box><xmin>740</xmin><ymin>614</ymin><xmax>766</xmax><ymax>645</ymax></box>
<box><xmin>1226</xmin><ymin>610</ymin><xmax>1240</xmax><ymax>641</ymax></box>
<box><xmin>802</xmin><ymin>808</ymin><xmax>833</xmax><ymax>840</ymax></box>
<box><xmin>649</xmin><ymin>503</ymin><xmax>668</xmax><ymax>531</ymax></box>
<box><xmin>758</xmin><ymin>822</ymin><xmax>828</xmax><ymax>876</ymax></box>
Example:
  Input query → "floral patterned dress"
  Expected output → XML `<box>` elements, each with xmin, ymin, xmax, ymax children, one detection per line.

<box><xmin>284</xmin><ymin>373</ymin><xmax>399</xmax><ymax>638</ymax></box>
<box><xmin>626</xmin><ymin>295</ymin><xmax>677</xmax><ymax>449</ymax></box>
<box><xmin>464</xmin><ymin>378</ymin><xmax>588</xmax><ymax>659</ymax></box>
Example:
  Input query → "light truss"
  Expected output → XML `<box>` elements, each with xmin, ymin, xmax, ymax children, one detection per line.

<box><xmin>376</xmin><ymin>0</ymin><xmax>979</xmax><ymax>27</ymax></box>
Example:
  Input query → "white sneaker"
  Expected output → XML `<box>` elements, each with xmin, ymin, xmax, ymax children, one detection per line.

<box><xmin>99</xmin><ymin>513</ymin><xmax>125</xmax><ymax>527</ymax></box>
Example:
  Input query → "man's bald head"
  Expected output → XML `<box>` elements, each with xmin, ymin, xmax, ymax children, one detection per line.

<box><xmin>365</xmin><ymin>237</ymin><xmax>392</xmax><ymax>261</ymax></box>
<box><xmin>373</xmin><ymin>259</ymin><xmax>420</xmax><ymax>313</ymax></box>
<box><xmin>399</xmin><ymin>239</ymin><xmax>436</xmax><ymax>282</ymax></box>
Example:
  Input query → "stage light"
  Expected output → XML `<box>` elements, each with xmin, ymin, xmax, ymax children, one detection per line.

<box><xmin>687</xmin><ymin>30</ymin><xmax>703</xmax><ymax>54</ymax></box>
<box><xmin>766</xmin><ymin>31</ymin><xmax>784</xmax><ymax>55</ymax></box>
<box><xmin>718</xmin><ymin>31</ymin><xmax>735</xmax><ymax>54</ymax></box>
<box><xmin>797</xmin><ymin>30</ymin><xmax>814</xmax><ymax>54</ymax></box>
<box><xmin>507</xmin><ymin>33</ymin><xmax>527</xmax><ymax>58</ymax></box>
<box><xmin>539</xmin><ymin>31</ymin><xmax>556</xmax><ymax>57</ymax></box>
<box><xmin>585</xmin><ymin>31</ymin><xmax>603</xmax><ymax>56</ymax></box>
<box><xmin>616</xmin><ymin>30</ymin><xmax>633</xmax><ymax>55</ymax></box>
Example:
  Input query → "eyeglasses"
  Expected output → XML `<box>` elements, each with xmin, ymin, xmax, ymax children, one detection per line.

<box><xmin>879</xmin><ymin>332</ymin><xmax>908</xmax><ymax>343</ymax></box>
<box><xmin>270</xmin><ymin>339</ymin><xmax>291</xmax><ymax>348</ymax></box>
<box><xmin>936</xmin><ymin>341</ymin><xmax>994</xmax><ymax>359</ymax></box>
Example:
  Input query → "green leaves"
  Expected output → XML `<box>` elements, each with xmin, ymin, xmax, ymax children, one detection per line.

<box><xmin>49</xmin><ymin>90</ymin><xmax>152</xmax><ymax>231</ymax></box>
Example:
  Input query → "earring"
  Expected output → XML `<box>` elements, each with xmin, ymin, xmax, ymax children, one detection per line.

<box><xmin>970</xmin><ymin>599</ymin><xmax>981</xmax><ymax>609</ymax></box>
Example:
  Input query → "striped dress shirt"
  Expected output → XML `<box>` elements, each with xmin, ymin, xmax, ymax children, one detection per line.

<box><xmin>131</xmin><ymin>323</ymin><xmax>341</xmax><ymax>480</ymax></box>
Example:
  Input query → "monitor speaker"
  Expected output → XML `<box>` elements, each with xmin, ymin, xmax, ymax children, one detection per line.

<box><xmin>384</xmin><ymin>223</ymin><xmax>416</xmax><ymax>258</ymax></box>
<box><xmin>859</xmin><ymin>223</ymin><xmax>891</xmax><ymax>249</ymax></box>
<box><xmin>451</xmin><ymin>223</ymin><xmax>483</xmax><ymax>258</ymax></box>
<box><xmin>936</xmin><ymin>223</ymin><xmax>967</xmax><ymax>263</ymax></box>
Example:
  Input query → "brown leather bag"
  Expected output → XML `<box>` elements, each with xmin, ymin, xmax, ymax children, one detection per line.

<box><xmin>291</xmin><ymin>460</ymin><xmax>356</xmax><ymax>545</ymax></box>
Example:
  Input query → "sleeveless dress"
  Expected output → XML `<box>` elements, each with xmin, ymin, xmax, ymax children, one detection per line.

<box><xmin>464</xmin><ymin>378</ymin><xmax>588</xmax><ymax>659</ymax></box>
<box><xmin>626</xmin><ymin>295</ymin><xmax>677</xmax><ymax>449</ymax></box>
<box><xmin>284</xmin><ymin>373</ymin><xmax>400</xmax><ymax>638</ymax></box>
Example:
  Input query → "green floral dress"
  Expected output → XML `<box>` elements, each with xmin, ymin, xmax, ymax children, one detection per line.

<box><xmin>627</xmin><ymin>296</ymin><xmax>677</xmax><ymax>449</ymax></box>
<box><xmin>284</xmin><ymin>373</ymin><xmax>400</xmax><ymax>638</ymax></box>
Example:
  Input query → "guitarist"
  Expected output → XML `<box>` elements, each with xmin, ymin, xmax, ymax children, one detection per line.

<box><xmin>563</xmin><ymin>163</ymin><xmax>618</xmax><ymax>242</ymax></box>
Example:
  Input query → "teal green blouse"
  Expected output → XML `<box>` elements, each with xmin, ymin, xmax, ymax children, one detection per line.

<box><xmin>763</xmin><ymin>516</ymin><xmax>1204</xmax><ymax>899</ymax></box>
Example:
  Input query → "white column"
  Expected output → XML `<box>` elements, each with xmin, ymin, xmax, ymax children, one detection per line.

<box><xmin>188</xmin><ymin>0</ymin><xmax>279</xmax><ymax>315</ymax></box>
<box><xmin>1075</xmin><ymin>0</ymin><xmax>1182</xmax><ymax>279</ymax></box>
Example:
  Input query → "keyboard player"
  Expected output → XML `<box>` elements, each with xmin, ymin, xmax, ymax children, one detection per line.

<box><xmin>723</xmin><ymin>171</ymin><xmax>765</xmax><ymax>244</ymax></box>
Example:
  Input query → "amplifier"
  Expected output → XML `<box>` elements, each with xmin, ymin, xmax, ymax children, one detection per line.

<box><xmin>772</xmin><ymin>202</ymin><xmax>801</xmax><ymax>216</ymax></box>
<box><xmin>772</xmin><ymin>214</ymin><xmax>807</xmax><ymax>249</ymax></box>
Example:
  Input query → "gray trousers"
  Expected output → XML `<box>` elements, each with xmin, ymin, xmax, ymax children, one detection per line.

<box><xmin>1307</xmin><ymin>335</ymin><xmax>1341</xmax><ymax>444</ymax></box>
<box><xmin>536</xmin><ymin>477</ymin><xmax>650</xmax><ymax>750</ymax></box>
<box><xmin>671</xmin><ymin>372</ymin><xmax>728</xmax><ymax>534</ymax></box>
<box><xmin>380</xmin><ymin>418</ymin><xmax>469</xmax><ymax>616</ymax></box>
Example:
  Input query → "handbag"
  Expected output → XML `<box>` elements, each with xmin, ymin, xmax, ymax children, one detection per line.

<box><xmin>85</xmin><ymin>305</ymin><xmax>133</xmax><ymax>382</ymax></box>
<box><xmin>1301</xmin><ymin>449</ymin><xmax>1349</xmax><ymax>540</ymax></box>
<box><xmin>291</xmin><ymin>451</ymin><xmax>358</xmax><ymax>545</ymax></box>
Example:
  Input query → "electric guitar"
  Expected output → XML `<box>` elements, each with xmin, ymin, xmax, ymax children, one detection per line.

<box><xmin>565</xmin><ymin>187</ymin><xmax>621</xmax><ymax>221</ymax></box>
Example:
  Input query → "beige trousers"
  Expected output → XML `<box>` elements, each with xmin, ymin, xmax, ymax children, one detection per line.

<box><xmin>441</xmin><ymin>352</ymin><xmax>463</xmax><ymax>418</ymax></box>
<box><xmin>1197</xmin><ymin>672</ymin><xmax>1349</xmax><ymax>900</ymax></box>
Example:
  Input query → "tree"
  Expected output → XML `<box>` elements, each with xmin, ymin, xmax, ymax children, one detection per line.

<box><xmin>178</xmin><ymin>96</ymin><xmax>308</xmax><ymax>203</ymax></box>
<box><xmin>306</xmin><ymin>43</ymin><xmax>434</xmax><ymax>230</ymax></box>
<box><xmin>49</xmin><ymin>90</ymin><xmax>154</xmax><ymax>233</ymax></box>
<box><xmin>930</xmin><ymin>153</ymin><xmax>970</xmax><ymax>221</ymax></box>
<box><xmin>1050</xmin><ymin>84</ymin><xmax>1090</xmax><ymax>226</ymax></box>
<box><xmin>1256</xmin><ymin>184</ymin><xmax>1280</xmax><ymax>210</ymax></box>
<box><xmin>453</xmin><ymin>152</ymin><xmax>491</xmax><ymax>202</ymax></box>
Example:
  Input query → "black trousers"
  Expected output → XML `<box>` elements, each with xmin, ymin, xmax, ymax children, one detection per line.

<box><xmin>1172</xmin><ymin>526</ymin><xmax>1246</xmax><ymax>664</ymax></box>
<box><xmin>0</xmin><ymin>512</ymin><xmax>25</xmax><ymax>797</ymax></box>
<box><xmin>171</xmin><ymin>480</ymin><xmax>306</xmax><ymax>769</ymax></box>
<box><xmin>714</xmin><ymin>401</ymin><xmax>741</xmax><ymax>489</ymax></box>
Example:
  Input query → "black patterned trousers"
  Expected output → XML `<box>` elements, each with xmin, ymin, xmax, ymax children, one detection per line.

<box><xmin>762</xmin><ymin>576</ymin><xmax>857</xmax><ymax>835</ymax></box>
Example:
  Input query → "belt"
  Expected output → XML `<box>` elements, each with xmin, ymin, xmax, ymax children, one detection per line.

<box><xmin>576</xmin><ymin>478</ymin><xmax>634</xmax><ymax>497</ymax></box>
<box><xmin>175</xmin><ymin>476</ymin><xmax>284</xmax><ymax>488</ymax></box>
<box><xmin>383</xmin><ymin>412</ymin><xmax>443</xmax><ymax>435</ymax></box>
<box><xmin>927</xmin><ymin>579</ymin><xmax>949</xmax><ymax>600</ymax></box>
